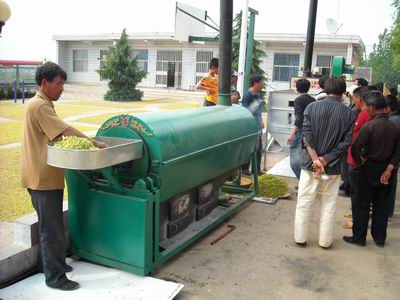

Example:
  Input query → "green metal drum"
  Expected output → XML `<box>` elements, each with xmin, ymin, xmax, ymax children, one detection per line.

<box><xmin>66</xmin><ymin>105</ymin><xmax>259</xmax><ymax>275</ymax></box>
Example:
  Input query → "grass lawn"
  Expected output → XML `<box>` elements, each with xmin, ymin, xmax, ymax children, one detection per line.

<box><xmin>0</xmin><ymin>148</ymin><xmax>33</xmax><ymax>221</ymax></box>
<box><xmin>78</xmin><ymin>110</ymin><xmax>148</xmax><ymax>125</ymax></box>
<box><xmin>64</xmin><ymin>99</ymin><xmax>185</xmax><ymax>109</ymax></box>
<box><xmin>0</xmin><ymin>121</ymin><xmax>23</xmax><ymax>145</ymax></box>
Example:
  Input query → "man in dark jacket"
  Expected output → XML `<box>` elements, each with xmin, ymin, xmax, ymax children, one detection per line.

<box><xmin>241</xmin><ymin>74</ymin><xmax>265</xmax><ymax>175</ymax></box>
<box><xmin>287</xmin><ymin>78</ymin><xmax>315</xmax><ymax>179</ymax></box>
<box><xmin>343</xmin><ymin>91</ymin><xmax>400</xmax><ymax>247</ymax></box>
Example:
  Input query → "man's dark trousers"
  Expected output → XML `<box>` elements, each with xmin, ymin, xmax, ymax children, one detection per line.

<box><xmin>28</xmin><ymin>189</ymin><xmax>69</xmax><ymax>287</ymax></box>
<box><xmin>352</xmin><ymin>160</ymin><xmax>392</xmax><ymax>244</ymax></box>
<box><xmin>242</xmin><ymin>135</ymin><xmax>262</xmax><ymax>173</ymax></box>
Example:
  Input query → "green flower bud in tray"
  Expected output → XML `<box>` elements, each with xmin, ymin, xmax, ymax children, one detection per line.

<box><xmin>54</xmin><ymin>136</ymin><xmax>98</xmax><ymax>150</ymax></box>
<box><xmin>258</xmin><ymin>174</ymin><xmax>288</xmax><ymax>198</ymax></box>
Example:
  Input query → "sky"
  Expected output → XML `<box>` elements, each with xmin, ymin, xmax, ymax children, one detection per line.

<box><xmin>0</xmin><ymin>0</ymin><xmax>396</xmax><ymax>62</ymax></box>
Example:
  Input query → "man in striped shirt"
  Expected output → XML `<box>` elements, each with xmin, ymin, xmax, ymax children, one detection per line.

<box><xmin>294</xmin><ymin>77</ymin><xmax>355</xmax><ymax>249</ymax></box>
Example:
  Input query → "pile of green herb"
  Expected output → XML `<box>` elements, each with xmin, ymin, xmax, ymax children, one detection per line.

<box><xmin>258</xmin><ymin>174</ymin><xmax>288</xmax><ymax>198</ymax></box>
<box><xmin>54</xmin><ymin>136</ymin><xmax>97</xmax><ymax>150</ymax></box>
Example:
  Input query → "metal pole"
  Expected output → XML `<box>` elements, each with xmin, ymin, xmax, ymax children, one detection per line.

<box><xmin>237</xmin><ymin>0</ymin><xmax>249</xmax><ymax>97</ymax></box>
<box><xmin>243</xmin><ymin>10</ymin><xmax>257</xmax><ymax>93</ymax></box>
<box><xmin>13</xmin><ymin>80</ymin><xmax>17</xmax><ymax>103</ymax></box>
<box><xmin>22</xmin><ymin>80</ymin><xmax>25</xmax><ymax>104</ymax></box>
<box><xmin>303</xmin><ymin>0</ymin><xmax>318</xmax><ymax>77</ymax></box>
<box><xmin>217</xmin><ymin>0</ymin><xmax>233</xmax><ymax>106</ymax></box>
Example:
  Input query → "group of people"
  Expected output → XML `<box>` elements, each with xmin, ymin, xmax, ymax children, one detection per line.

<box><xmin>196</xmin><ymin>57</ymin><xmax>266</xmax><ymax>175</ymax></box>
<box><xmin>289</xmin><ymin>75</ymin><xmax>400</xmax><ymax>249</ymax></box>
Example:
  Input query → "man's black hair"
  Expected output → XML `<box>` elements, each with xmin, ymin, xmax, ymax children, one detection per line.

<box><xmin>296</xmin><ymin>78</ymin><xmax>311</xmax><ymax>93</ymax></box>
<box><xmin>367</xmin><ymin>85</ymin><xmax>378</xmax><ymax>91</ymax></box>
<box><xmin>209</xmin><ymin>58</ymin><xmax>219</xmax><ymax>69</ymax></box>
<box><xmin>375</xmin><ymin>82</ymin><xmax>384</xmax><ymax>93</ymax></box>
<box><xmin>35</xmin><ymin>61</ymin><xmax>67</xmax><ymax>86</ymax></box>
<box><xmin>231</xmin><ymin>90</ymin><xmax>241</xmax><ymax>98</ymax></box>
<box><xmin>353</xmin><ymin>86</ymin><xmax>369</xmax><ymax>99</ymax></box>
<box><xmin>390</xmin><ymin>87</ymin><xmax>398</xmax><ymax>96</ymax></box>
<box><xmin>324</xmin><ymin>77</ymin><xmax>346</xmax><ymax>96</ymax></box>
<box><xmin>364</xmin><ymin>91</ymin><xmax>386</xmax><ymax>109</ymax></box>
<box><xmin>385</xmin><ymin>94</ymin><xmax>398</xmax><ymax>112</ymax></box>
<box><xmin>249</xmin><ymin>74</ymin><xmax>263</xmax><ymax>87</ymax></box>
<box><xmin>318</xmin><ymin>75</ymin><xmax>329</xmax><ymax>89</ymax></box>
<box><xmin>355</xmin><ymin>78</ymin><xmax>368</xmax><ymax>87</ymax></box>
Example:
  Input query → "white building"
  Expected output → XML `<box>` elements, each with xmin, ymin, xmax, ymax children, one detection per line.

<box><xmin>54</xmin><ymin>32</ymin><xmax>365</xmax><ymax>91</ymax></box>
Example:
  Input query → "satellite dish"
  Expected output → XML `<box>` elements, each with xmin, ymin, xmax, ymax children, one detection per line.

<box><xmin>326</xmin><ymin>18</ymin><xmax>339</xmax><ymax>34</ymax></box>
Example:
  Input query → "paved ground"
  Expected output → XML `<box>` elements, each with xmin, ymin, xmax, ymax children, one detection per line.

<box><xmin>155</xmin><ymin>153</ymin><xmax>400</xmax><ymax>300</ymax></box>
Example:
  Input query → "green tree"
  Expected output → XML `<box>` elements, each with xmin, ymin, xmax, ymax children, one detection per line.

<box><xmin>97</xmin><ymin>29</ymin><xmax>146</xmax><ymax>101</ymax></box>
<box><xmin>232</xmin><ymin>11</ymin><xmax>267</xmax><ymax>81</ymax></box>
<box><xmin>368</xmin><ymin>28</ymin><xmax>400</xmax><ymax>86</ymax></box>
<box><xmin>390</xmin><ymin>0</ymin><xmax>400</xmax><ymax>68</ymax></box>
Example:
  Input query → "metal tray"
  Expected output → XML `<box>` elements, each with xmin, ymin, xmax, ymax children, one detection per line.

<box><xmin>47</xmin><ymin>137</ymin><xmax>143</xmax><ymax>170</ymax></box>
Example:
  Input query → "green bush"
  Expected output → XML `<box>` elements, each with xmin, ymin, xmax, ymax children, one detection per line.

<box><xmin>0</xmin><ymin>85</ymin><xmax>37</xmax><ymax>100</ymax></box>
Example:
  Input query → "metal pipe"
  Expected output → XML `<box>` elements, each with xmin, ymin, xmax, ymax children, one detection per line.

<box><xmin>217</xmin><ymin>0</ymin><xmax>233</xmax><ymax>106</ymax></box>
<box><xmin>237</xmin><ymin>0</ymin><xmax>249</xmax><ymax>97</ymax></box>
<box><xmin>303</xmin><ymin>0</ymin><xmax>318</xmax><ymax>77</ymax></box>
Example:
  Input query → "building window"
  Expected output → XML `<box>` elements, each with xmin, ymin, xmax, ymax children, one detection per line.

<box><xmin>130</xmin><ymin>49</ymin><xmax>149</xmax><ymax>73</ymax></box>
<box><xmin>195</xmin><ymin>51</ymin><xmax>213</xmax><ymax>83</ymax></box>
<box><xmin>316</xmin><ymin>55</ymin><xmax>333</xmax><ymax>76</ymax></box>
<box><xmin>156</xmin><ymin>50</ymin><xmax>182</xmax><ymax>87</ymax></box>
<box><xmin>73</xmin><ymin>50</ymin><xmax>88</xmax><ymax>72</ymax></box>
<box><xmin>273</xmin><ymin>53</ymin><xmax>300</xmax><ymax>81</ymax></box>
<box><xmin>99</xmin><ymin>50</ymin><xmax>110</xmax><ymax>81</ymax></box>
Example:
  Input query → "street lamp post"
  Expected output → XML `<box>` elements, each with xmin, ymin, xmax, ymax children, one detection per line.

<box><xmin>0</xmin><ymin>0</ymin><xmax>11</xmax><ymax>35</ymax></box>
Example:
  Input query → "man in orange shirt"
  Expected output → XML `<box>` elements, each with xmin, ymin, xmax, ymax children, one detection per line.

<box><xmin>196</xmin><ymin>57</ymin><xmax>219</xmax><ymax>106</ymax></box>
<box><xmin>21</xmin><ymin>62</ymin><xmax>106</xmax><ymax>291</ymax></box>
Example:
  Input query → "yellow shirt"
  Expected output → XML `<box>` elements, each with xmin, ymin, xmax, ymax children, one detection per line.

<box><xmin>200</xmin><ymin>73</ymin><xmax>218</xmax><ymax>104</ymax></box>
<box><xmin>21</xmin><ymin>91</ymin><xmax>70</xmax><ymax>190</ymax></box>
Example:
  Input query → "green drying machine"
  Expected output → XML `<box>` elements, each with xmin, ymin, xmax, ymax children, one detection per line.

<box><xmin>49</xmin><ymin>105</ymin><xmax>259</xmax><ymax>275</ymax></box>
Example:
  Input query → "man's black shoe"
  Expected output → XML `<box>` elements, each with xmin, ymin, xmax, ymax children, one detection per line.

<box><xmin>49</xmin><ymin>280</ymin><xmax>80</xmax><ymax>291</ymax></box>
<box><xmin>258</xmin><ymin>170</ymin><xmax>266</xmax><ymax>176</ymax></box>
<box><xmin>65</xmin><ymin>265</ymin><xmax>73</xmax><ymax>272</ymax></box>
<box><xmin>374</xmin><ymin>241</ymin><xmax>385</xmax><ymax>248</ymax></box>
<box><xmin>342</xmin><ymin>236</ymin><xmax>366</xmax><ymax>246</ymax></box>
<box><xmin>242</xmin><ymin>169</ymin><xmax>251</xmax><ymax>176</ymax></box>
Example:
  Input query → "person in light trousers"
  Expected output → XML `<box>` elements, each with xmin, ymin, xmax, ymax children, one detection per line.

<box><xmin>294</xmin><ymin>77</ymin><xmax>355</xmax><ymax>249</ymax></box>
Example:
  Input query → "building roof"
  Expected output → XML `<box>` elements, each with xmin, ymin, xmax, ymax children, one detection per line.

<box><xmin>53</xmin><ymin>32</ymin><xmax>365</xmax><ymax>51</ymax></box>
<box><xmin>0</xmin><ymin>60</ymin><xmax>42</xmax><ymax>66</ymax></box>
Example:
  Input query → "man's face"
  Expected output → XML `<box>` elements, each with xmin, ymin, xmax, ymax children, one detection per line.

<box><xmin>253</xmin><ymin>80</ymin><xmax>264</xmax><ymax>93</ymax></box>
<box><xmin>211</xmin><ymin>66</ymin><xmax>219</xmax><ymax>75</ymax></box>
<box><xmin>231</xmin><ymin>92</ymin><xmax>240</xmax><ymax>103</ymax></box>
<box><xmin>353</xmin><ymin>95</ymin><xmax>362</xmax><ymax>108</ymax></box>
<box><xmin>231</xmin><ymin>76</ymin><xmax>238</xmax><ymax>85</ymax></box>
<box><xmin>42</xmin><ymin>75</ymin><xmax>64</xmax><ymax>101</ymax></box>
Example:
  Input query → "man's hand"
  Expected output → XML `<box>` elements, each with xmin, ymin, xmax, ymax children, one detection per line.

<box><xmin>312</xmin><ymin>159</ymin><xmax>325</xmax><ymax>175</ymax></box>
<box><xmin>91</xmin><ymin>139</ymin><xmax>108</xmax><ymax>149</ymax></box>
<box><xmin>380</xmin><ymin>164</ymin><xmax>394</xmax><ymax>185</ymax></box>
<box><xmin>319</xmin><ymin>156</ymin><xmax>328</xmax><ymax>167</ymax></box>
<box><xmin>287</xmin><ymin>132</ymin><xmax>295</xmax><ymax>145</ymax></box>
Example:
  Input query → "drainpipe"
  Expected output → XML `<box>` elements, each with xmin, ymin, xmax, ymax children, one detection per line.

<box><xmin>217</xmin><ymin>0</ymin><xmax>233</xmax><ymax>106</ymax></box>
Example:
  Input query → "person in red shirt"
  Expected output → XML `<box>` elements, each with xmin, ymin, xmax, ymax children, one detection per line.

<box><xmin>344</xmin><ymin>86</ymin><xmax>371</xmax><ymax>229</ymax></box>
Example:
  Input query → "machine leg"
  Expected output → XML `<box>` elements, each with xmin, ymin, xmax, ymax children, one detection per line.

<box><xmin>251</xmin><ymin>152</ymin><xmax>259</xmax><ymax>194</ymax></box>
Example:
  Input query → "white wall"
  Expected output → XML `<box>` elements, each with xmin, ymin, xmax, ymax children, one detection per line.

<box><xmin>56</xmin><ymin>40</ymin><xmax>358</xmax><ymax>91</ymax></box>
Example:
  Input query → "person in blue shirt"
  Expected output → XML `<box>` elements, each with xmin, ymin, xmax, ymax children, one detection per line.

<box><xmin>241</xmin><ymin>74</ymin><xmax>265</xmax><ymax>176</ymax></box>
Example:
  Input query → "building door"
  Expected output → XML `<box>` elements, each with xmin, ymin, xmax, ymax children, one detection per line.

<box><xmin>167</xmin><ymin>62</ymin><xmax>175</xmax><ymax>87</ymax></box>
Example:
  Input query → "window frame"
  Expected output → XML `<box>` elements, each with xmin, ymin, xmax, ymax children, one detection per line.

<box><xmin>72</xmin><ymin>49</ymin><xmax>88</xmax><ymax>73</ymax></box>
<box><xmin>272</xmin><ymin>53</ymin><xmax>300</xmax><ymax>82</ymax></box>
